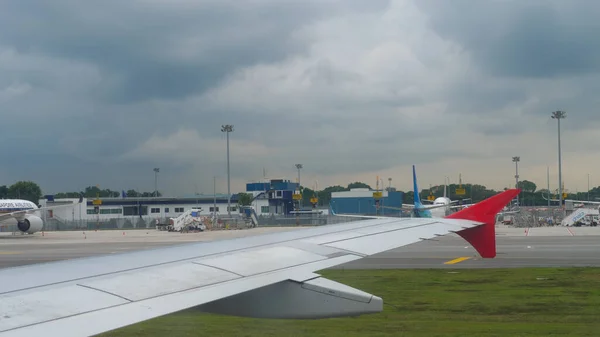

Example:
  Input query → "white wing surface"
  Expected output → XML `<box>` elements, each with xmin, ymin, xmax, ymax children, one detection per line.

<box><xmin>0</xmin><ymin>189</ymin><xmax>520</xmax><ymax>337</ymax></box>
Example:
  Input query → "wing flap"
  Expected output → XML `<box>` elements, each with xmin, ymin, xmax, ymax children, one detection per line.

<box><xmin>78</xmin><ymin>262</ymin><xmax>241</xmax><ymax>302</ymax></box>
<box><xmin>198</xmin><ymin>246</ymin><xmax>327</xmax><ymax>277</ymax></box>
<box><xmin>0</xmin><ymin>284</ymin><xmax>129</xmax><ymax>332</ymax></box>
<box><xmin>198</xmin><ymin>276</ymin><xmax>382</xmax><ymax>319</ymax></box>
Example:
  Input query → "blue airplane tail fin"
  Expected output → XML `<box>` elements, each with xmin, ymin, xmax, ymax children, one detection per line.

<box><xmin>412</xmin><ymin>165</ymin><xmax>421</xmax><ymax>206</ymax></box>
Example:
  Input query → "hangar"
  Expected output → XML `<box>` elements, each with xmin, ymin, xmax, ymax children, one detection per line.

<box><xmin>330</xmin><ymin>188</ymin><xmax>403</xmax><ymax>216</ymax></box>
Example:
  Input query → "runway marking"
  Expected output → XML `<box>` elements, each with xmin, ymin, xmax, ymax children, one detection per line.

<box><xmin>0</xmin><ymin>251</ymin><xmax>20</xmax><ymax>255</ymax></box>
<box><xmin>444</xmin><ymin>256</ymin><xmax>471</xmax><ymax>265</ymax></box>
<box><xmin>566</xmin><ymin>227</ymin><xmax>575</xmax><ymax>236</ymax></box>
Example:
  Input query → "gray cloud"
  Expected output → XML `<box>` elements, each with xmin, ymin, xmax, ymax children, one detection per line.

<box><xmin>1</xmin><ymin>0</ymin><xmax>599</xmax><ymax>194</ymax></box>
<box><xmin>416</xmin><ymin>0</ymin><xmax>600</xmax><ymax>79</ymax></box>
<box><xmin>0</xmin><ymin>0</ymin><xmax>389</xmax><ymax>103</ymax></box>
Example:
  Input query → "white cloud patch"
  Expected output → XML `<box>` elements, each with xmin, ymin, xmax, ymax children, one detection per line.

<box><xmin>121</xmin><ymin>129</ymin><xmax>273</xmax><ymax>166</ymax></box>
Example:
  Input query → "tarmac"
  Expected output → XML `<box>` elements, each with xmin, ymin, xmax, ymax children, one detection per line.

<box><xmin>1</xmin><ymin>225</ymin><xmax>599</xmax><ymax>270</ymax></box>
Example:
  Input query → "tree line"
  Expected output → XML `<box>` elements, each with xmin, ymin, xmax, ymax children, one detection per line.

<box><xmin>3</xmin><ymin>179</ymin><xmax>599</xmax><ymax>207</ymax></box>
<box><xmin>239</xmin><ymin>179</ymin><xmax>600</xmax><ymax>207</ymax></box>
<box><xmin>0</xmin><ymin>181</ymin><xmax>161</xmax><ymax>204</ymax></box>
<box><xmin>54</xmin><ymin>186</ymin><xmax>163</xmax><ymax>199</ymax></box>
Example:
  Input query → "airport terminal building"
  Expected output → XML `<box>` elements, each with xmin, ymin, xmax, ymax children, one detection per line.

<box><xmin>37</xmin><ymin>178</ymin><xmax>305</xmax><ymax>229</ymax></box>
<box><xmin>38</xmin><ymin>194</ymin><xmax>242</xmax><ymax>229</ymax></box>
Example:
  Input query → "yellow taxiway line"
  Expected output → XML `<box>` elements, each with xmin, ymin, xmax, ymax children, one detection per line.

<box><xmin>444</xmin><ymin>256</ymin><xmax>471</xmax><ymax>265</ymax></box>
<box><xmin>0</xmin><ymin>251</ymin><xmax>20</xmax><ymax>255</ymax></box>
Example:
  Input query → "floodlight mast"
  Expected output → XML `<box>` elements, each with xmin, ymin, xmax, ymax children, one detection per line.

<box><xmin>221</xmin><ymin>125</ymin><xmax>234</xmax><ymax>217</ymax></box>
<box><xmin>551</xmin><ymin>110</ymin><xmax>566</xmax><ymax>213</ymax></box>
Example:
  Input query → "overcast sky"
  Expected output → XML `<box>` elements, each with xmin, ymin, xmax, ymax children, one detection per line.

<box><xmin>1</xmin><ymin>0</ymin><xmax>599</xmax><ymax>196</ymax></box>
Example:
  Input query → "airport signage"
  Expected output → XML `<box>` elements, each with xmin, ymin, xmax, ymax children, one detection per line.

<box><xmin>455</xmin><ymin>188</ymin><xmax>466</xmax><ymax>195</ymax></box>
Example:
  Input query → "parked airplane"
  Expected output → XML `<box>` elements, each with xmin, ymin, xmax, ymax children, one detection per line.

<box><xmin>0</xmin><ymin>188</ymin><xmax>520</xmax><ymax>336</ymax></box>
<box><xmin>380</xmin><ymin>165</ymin><xmax>473</xmax><ymax>218</ymax></box>
<box><xmin>0</xmin><ymin>195</ymin><xmax>82</xmax><ymax>234</ymax></box>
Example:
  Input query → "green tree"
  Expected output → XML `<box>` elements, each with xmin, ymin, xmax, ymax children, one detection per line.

<box><xmin>126</xmin><ymin>189</ymin><xmax>140</xmax><ymax>197</ymax></box>
<box><xmin>8</xmin><ymin>181</ymin><xmax>43</xmax><ymax>203</ymax></box>
<box><xmin>55</xmin><ymin>192</ymin><xmax>83</xmax><ymax>198</ymax></box>
<box><xmin>347</xmin><ymin>182</ymin><xmax>371</xmax><ymax>190</ymax></box>
<box><xmin>403</xmin><ymin>190</ymin><xmax>414</xmax><ymax>204</ymax></box>
<box><xmin>0</xmin><ymin>185</ymin><xmax>8</xmax><ymax>199</ymax></box>
<box><xmin>518</xmin><ymin>180</ymin><xmax>537</xmax><ymax>193</ymax></box>
<box><xmin>319</xmin><ymin>185</ymin><xmax>347</xmax><ymax>205</ymax></box>
<box><xmin>237</xmin><ymin>192</ymin><xmax>253</xmax><ymax>206</ymax></box>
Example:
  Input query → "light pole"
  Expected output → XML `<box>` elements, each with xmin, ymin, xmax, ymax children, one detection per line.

<box><xmin>213</xmin><ymin>176</ymin><xmax>217</xmax><ymax>219</ymax></box>
<box><xmin>153</xmin><ymin>168</ymin><xmax>159</xmax><ymax>197</ymax></box>
<box><xmin>221</xmin><ymin>124</ymin><xmax>234</xmax><ymax>217</ymax></box>
<box><xmin>551</xmin><ymin>110</ymin><xmax>566</xmax><ymax>210</ymax></box>
<box><xmin>547</xmin><ymin>166</ymin><xmax>550</xmax><ymax>207</ymax></box>
<box><xmin>588</xmin><ymin>173</ymin><xmax>590</xmax><ymax>202</ymax></box>
<box><xmin>295</xmin><ymin>164</ymin><xmax>303</xmax><ymax>210</ymax></box>
<box><xmin>512</xmin><ymin>157</ymin><xmax>520</xmax><ymax>205</ymax></box>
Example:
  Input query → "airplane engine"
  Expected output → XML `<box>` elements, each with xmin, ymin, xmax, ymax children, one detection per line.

<box><xmin>17</xmin><ymin>215</ymin><xmax>44</xmax><ymax>234</ymax></box>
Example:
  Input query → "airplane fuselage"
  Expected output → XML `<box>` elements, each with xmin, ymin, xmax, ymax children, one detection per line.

<box><xmin>429</xmin><ymin>197</ymin><xmax>451</xmax><ymax>218</ymax></box>
<box><xmin>0</xmin><ymin>199</ymin><xmax>38</xmax><ymax>215</ymax></box>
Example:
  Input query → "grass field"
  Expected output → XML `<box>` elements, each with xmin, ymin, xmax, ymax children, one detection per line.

<box><xmin>100</xmin><ymin>268</ymin><xmax>600</xmax><ymax>337</ymax></box>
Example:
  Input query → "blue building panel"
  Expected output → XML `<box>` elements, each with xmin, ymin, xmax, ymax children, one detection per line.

<box><xmin>330</xmin><ymin>191</ymin><xmax>403</xmax><ymax>215</ymax></box>
<box><xmin>246</xmin><ymin>183</ymin><xmax>270</xmax><ymax>192</ymax></box>
<box><xmin>246</xmin><ymin>180</ymin><xmax>299</xmax><ymax>193</ymax></box>
<box><xmin>245</xmin><ymin>179</ymin><xmax>300</xmax><ymax>215</ymax></box>
<box><xmin>270</xmin><ymin>180</ymin><xmax>298</xmax><ymax>191</ymax></box>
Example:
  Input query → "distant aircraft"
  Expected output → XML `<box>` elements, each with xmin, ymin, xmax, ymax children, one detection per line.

<box><xmin>382</xmin><ymin>165</ymin><xmax>472</xmax><ymax>218</ymax></box>
<box><xmin>563</xmin><ymin>199</ymin><xmax>600</xmax><ymax>210</ymax></box>
<box><xmin>0</xmin><ymin>195</ymin><xmax>82</xmax><ymax>234</ymax></box>
<box><xmin>0</xmin><ymin>189</ymin><xmax>520</xmax><ymax>336</ymax></box>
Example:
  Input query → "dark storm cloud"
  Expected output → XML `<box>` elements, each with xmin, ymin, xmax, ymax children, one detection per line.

<box><xmin>0</xmin><ymin>0</ymin><xmax>390</xmax><ymax>103</ymax></box>
<box><xmin>416</xmin><ymin>0</ymin><xmax>600</xmax><ymax>79</ymax></box>
<box><xmin>0</xmin><ymin>0</ymin><xmax>393</xmax><ymax>192</ymax></box>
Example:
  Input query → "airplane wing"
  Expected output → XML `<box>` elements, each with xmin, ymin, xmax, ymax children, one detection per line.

<box><xmin>566</xmin><ymin>199</ymin><xmax>600</xmax><ymax>205</ymax></box>
<box><xmin>397</xmin><ymin>203</ymin><xmax>449</xmax><ymax>211</ymax></box>
<box><xmin>449</xmin><ymin>198</ymin><xmax>471</xmax><ymax>205</ymax></box>
<box><xmin>449</xmin><ymin>203</ymin><xmax>475</xmax><ymax>209</ymax></box>
<box><xmin>0</xmin><ymin>189</ymin><xmax>519</xmax><ymax>337</ymax></box>
<box><xmin>0</xmin><ymin>195</ymin><xmax>83</xmax><ymax>222</ymax></box>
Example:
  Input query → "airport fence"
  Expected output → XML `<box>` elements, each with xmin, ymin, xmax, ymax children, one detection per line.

<box><xmin>255</xmin><ymin>214</ymin><xmax>364</xmax><ymax>227</ymax></box>
<box><xmin>0</xmin><ymin>208</ymin><xmax>574</xmax><ymax>234</ymax></box>
<box><xmin>0</xmin><ymin>213</ymin><xmax>366</xmax><ymax>233</ymax></box>
<box><xmin>508</xmin><ymin>207</ymin><xmax>566</xmax><ymax>227</ymax></box>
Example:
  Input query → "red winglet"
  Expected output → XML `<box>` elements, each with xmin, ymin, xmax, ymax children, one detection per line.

<box><xmin>445</xmin><ymin>189</ymin><xmax>521</xmax><ymax>258</ymax></box>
